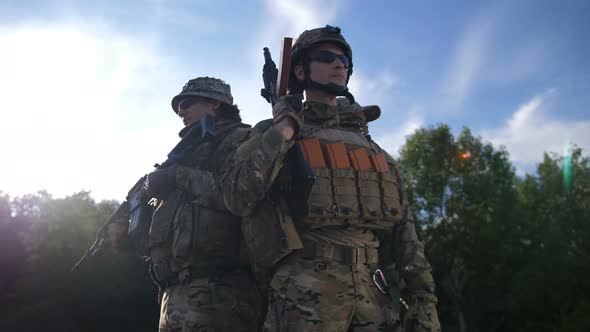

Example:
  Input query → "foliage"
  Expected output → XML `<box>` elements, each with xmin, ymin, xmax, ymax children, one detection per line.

<box><xmin>0</xmin><ymin>191</ymin><xmax>158</xmax><ymax>332</ymax></box>
<box><xmin>508</xmin><ymin>149</ymin><xmax>590</xmax><ymax>332</ymax></box>
<box><xmin>398</xmin><ymin>125</ymin><xmax>590</xmax><ymax>332</ymax></box>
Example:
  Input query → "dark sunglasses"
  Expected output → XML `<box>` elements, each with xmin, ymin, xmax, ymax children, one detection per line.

<box><xmin>308</xmin><ymin>50</ymin><xmax>349</xmax><ymax>67</ymax></box>
<box><xmin>178</xmin><ymin>97</ymin><xmax>203</xmax><ymax>112</ymax></box>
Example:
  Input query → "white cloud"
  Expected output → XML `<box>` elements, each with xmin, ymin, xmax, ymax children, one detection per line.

<box><xmin>480</xmin><ymin>89</ymin><xmax>590</xmax><ymax>174</ymax></box>
<box><xmin>0</xmin><ymin>24</ymin><xmax>186</xmax><ymax>201</ymax></box>
<box><xmin>264</xmin><ymin>0</ymin><xmax>341</xmax><ymax>40</ymax></box>
<box><xmin>440</xmin><ymin>12</ymin><xmax>497</xmax><ymax>111</ymax></box>
<box><xmin>145</xmin><ymin>2</ymin><xmax>223</xmax><ymax>34</ymax></box>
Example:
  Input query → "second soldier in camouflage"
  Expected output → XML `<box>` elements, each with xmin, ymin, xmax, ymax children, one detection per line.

<box><xmin>109</xmin><ymin>77</ymin><xmax>261</xmax><ymax>331</ymax></box>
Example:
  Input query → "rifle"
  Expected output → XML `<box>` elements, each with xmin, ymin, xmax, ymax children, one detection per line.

<box><xmin>260</xmin><ymin>38</ymin><xmax>293</xmax><ymax>106</ymax></box>
<box><xmin>72</xmin><ymin>122</ymin><xmax>213</xmax><ymax>271</ymax></box>
<box><xmin>260</xmin><ymin>47</ymin><xmax>278</xmax><ymax>106</ymax></box>
<box><xmin>259</xmin><ymin>39</ymin><xmax>315</xmax><ymax>216</ymax></box>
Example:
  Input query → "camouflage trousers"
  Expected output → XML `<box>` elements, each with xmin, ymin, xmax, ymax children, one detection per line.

<box><xmin>263</xmin><ymin>255</ymin><xmax>401</xmax><ymax>332</ymax></box>
<box><xmin>158</xmin><ymin>268</ymin><xmax>260</xmax><ymax>332</ymax></box>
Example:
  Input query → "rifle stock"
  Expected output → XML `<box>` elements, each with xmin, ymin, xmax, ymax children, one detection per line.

<box><xmin>276</xmin><ymin>37</ymin><xmax>293</xmax><ymax>98</ymax></box>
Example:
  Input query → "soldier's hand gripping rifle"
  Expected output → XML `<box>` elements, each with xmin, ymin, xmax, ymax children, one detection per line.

<box><xmin>72</xmin><ymin>123</ymin><xmax>213</xmax><ymax>272</ymax></box>
<box><xmin>71</xmin><ymin>176</ymin><xmax>147</xmax><ymax>272</ymax></box>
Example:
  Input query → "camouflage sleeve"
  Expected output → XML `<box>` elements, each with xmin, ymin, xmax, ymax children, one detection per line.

<box><xmin>378</xmin><ymin>146</ymin><xmax>439</xmax><ymax>330</ymax></box>
<box><xmin>393</xmin><ymin>198</ymin><xmax>435</xmax><ymax>291</ymax></box>
<box><xmin>390</xmin><ymin>162</ymin><xmax>435</xmax><ymax>292</ymax></box>
<box><xmin>366</xmin><ymin>145</ymin><xmax>434</xmax><ymax>293</ymax></box>
<box><xmin>219</xmin><ymin>120</ymin><xmax>294</xmax><ymax>216</ymax></box>
<box><xmin>170</xmin><ymin>122</ymin><xmax>291</xmax><ymax>213</ymax></box>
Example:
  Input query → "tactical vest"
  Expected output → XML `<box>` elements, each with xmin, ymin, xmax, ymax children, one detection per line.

<box><xmin>285</xmin><ymin>124</ymin><xmax>403</xmax><ymax>232</ymax></box>
<box><xmin>148</xmin><ymin>122</ymin><xmax>251</xmax><ymax>269</ymax></box>
<box><xmin>241</xmin><ymin>105</ymin><xmax>405</xmax><ymax>272</ymax></box>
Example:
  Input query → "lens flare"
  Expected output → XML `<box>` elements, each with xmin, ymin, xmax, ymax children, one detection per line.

<box><xmin>563</xmin><ymin>142</ymin><xmax>572</xmax><ymax>191</ymax></box>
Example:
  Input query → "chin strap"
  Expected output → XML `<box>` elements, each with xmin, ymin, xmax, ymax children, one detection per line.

<box><xmin>300</xmin><ymin>60</ymin><xmax>356</xmax><ymax>104</ymax></box>
<box><xmin>307</xmin><ymin>80</ymin><xmax>355</xmax><ymax>104</ymax></box>
<box><xmin>342</xmin><ymin>90</ymin><xmax>355</xmax><ymax>104</ymax></box>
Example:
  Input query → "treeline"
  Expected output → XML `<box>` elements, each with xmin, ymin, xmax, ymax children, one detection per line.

<box><xmin>1</xmin><ymin>124</ymin><xmax>588</xmax><ymax>331</ymax></box>
<box><xmin>0</xmin><ymin>193</ymin><xmax>159</xmax><ymax>331</ymax></box>
<box><xmin>398</xmin><ymin>125</ymin><xmax>590</xmax><ymax>331</ymax></box>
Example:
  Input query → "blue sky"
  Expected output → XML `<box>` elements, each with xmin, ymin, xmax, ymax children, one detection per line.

<box><xmin>1</xmin><ymin>0</ymin><xmax>588</xmax><ymax>201</ymax></box>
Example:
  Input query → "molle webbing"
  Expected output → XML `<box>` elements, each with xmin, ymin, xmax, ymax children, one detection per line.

<box><xmin>290</xmin><ymin>134</ymin><xmax>402</xmax><ymax>230</ymax></box>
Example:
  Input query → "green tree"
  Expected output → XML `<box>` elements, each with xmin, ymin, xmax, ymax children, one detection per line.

<box><xmin>398</xmin><ymin>125</ymin><xmax>590</xmax><ymax>331</ymax></box>
<box><xmin>5</xmin><ymin>191</ymin><xmax>159</xmax><ymax>331</ymax></box>
<box><xmin>1</xmin><ymin>191</ymin><xmax>26</xmax><ymax>296</ymax></box>
<box><xmin>509</xmin><ymin>147</ymin><xmax>590</xmax><ymax>332</ymax></box>
<box><xmin>398</xmin><ymin>125</ymin><xmax>521</xmax><ymax>331</ymax></box>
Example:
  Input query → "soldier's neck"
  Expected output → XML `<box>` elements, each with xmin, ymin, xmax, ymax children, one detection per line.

<box><xmin>304</xmin><ymin>89</ymin><xmax>337</xmax><ymax>106</ymax></box>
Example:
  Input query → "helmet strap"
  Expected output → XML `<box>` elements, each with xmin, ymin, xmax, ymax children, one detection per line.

<box><xmin>306</xmin><ymin>79</ymin><xmax>355</xmax><ymax>104</ymax></box>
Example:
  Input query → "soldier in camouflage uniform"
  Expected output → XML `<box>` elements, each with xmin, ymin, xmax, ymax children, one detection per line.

<box><xmin>216</xmin><ymin>26</ymin><xmax>441</xmax><ymax>331</ymax></box>
<box><xmin>108</xmin><ymin>77</ymin><xmax>260</xmax><ymax>331</ymax></box>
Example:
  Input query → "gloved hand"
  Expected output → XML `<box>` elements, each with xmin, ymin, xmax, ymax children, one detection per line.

<box><xmin>145</xmin><ymin>165</ymin><xmax>178</xmax><ymax>200</ymax></box>
<box><xmin>107</xmin><ymin>221</ymin><xmax>131</xmax><ymax>252</ymax></box>
<box><xmin>272</xmin><ymin>94</ymin><xmax>304</xmax><ymax>135</ymax></box>
<box><xmin>403</xmin><ymin>288</ymin><xmax>441</xmax><ymax>332</ymax></box>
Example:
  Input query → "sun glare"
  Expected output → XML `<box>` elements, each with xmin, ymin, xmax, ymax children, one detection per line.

<box><xmin>0</xmin><ymin>25</ymin><xmax>177</xmax><ymax>200</ymax></box>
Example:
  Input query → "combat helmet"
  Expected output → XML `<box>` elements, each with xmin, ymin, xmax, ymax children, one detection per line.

<box><xmin>290</xmin><ymin>25</ymin><xmax>355</xmax><ymax>102</ymax></box>
<box><xmin>171</xmin><ymin>76</ymin><xmax>233</xmax><ymax>113</ymax></box>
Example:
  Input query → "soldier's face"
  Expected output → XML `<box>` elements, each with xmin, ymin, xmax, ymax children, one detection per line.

<box><xmin>305</xmin><ymin>43</ymin><xmax>349</xmax><ymax>87</ymax></box>
<box><xmin>177</xmin><ymin>97</ymin><xmax>220</xmax><ymax>127</ymax></box>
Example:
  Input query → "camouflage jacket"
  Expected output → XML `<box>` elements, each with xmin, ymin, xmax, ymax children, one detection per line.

<box><xmin>146</xmin><ymin>119</ymin><xmax>254</xmax><ymax>270</ymax></box>
<box><xmin>219</xmin><ymin>101</ymin><xmax>435</xmax><ymax>293</ymax></box>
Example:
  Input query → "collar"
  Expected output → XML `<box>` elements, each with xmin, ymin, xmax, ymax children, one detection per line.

<box><xmin>303</xmin><ymin>101</ymin><xmax>339</xmax><ymax>127</ymax></box>
<box><xmin>177</xmin><ymin>115</ymin><xmax>222</xmax><ymax>139</ymax></box>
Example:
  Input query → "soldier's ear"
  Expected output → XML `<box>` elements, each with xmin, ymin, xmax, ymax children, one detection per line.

<box><xmin>294</xmin><ymin>64</ymin><xmax>305</xmax><ymax>81</ymax></box>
